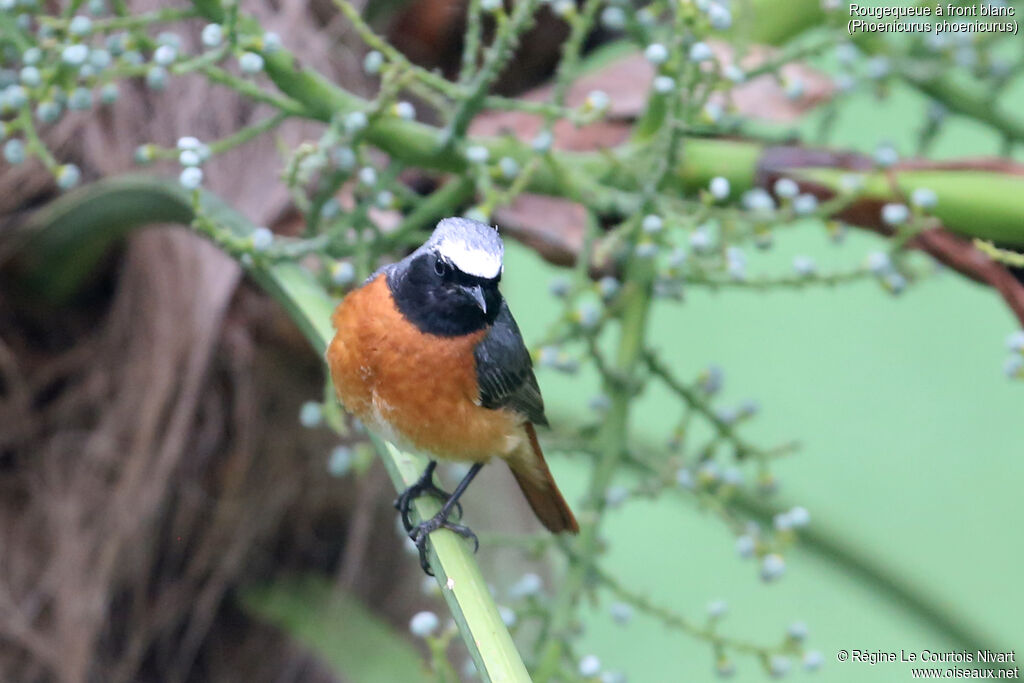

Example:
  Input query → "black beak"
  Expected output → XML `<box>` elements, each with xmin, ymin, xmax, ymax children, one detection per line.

<box><xmin>463</xmin><ymin>284</ymin><xmax>487</xmax><ymax>314</ymax></box>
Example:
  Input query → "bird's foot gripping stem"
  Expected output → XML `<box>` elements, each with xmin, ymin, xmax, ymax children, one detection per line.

<box><xmin>411</xmin><ymin>513</ymin><xmax>479</xmax><ymax>575</ymax></box>
<box><xmin>394</xmin><ymin>461</ymin><xmax>462</xmax><ymax>533</ymax></box>
<box><xmin>400</xmin><ymin>462</ymin><xmax>483</xmax><ymax>576</ymax></box>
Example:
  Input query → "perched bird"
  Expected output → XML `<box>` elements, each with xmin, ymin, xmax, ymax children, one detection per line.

<box><xmin>327</xmin><ymin>217</ymin><xmax>579</xmax><ymax>573</ymax></box>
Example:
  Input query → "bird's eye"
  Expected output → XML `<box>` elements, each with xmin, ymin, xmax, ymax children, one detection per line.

<box><xmin>434</xmin><ymin>258</ymin><xmax>449</xmax><ymax>277</ymax></box>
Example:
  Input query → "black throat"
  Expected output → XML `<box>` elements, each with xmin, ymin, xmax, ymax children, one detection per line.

<box><xmin>387</xmin><ymin>254</ymin><xmax>502</xmax><ymax>336</ymax></box>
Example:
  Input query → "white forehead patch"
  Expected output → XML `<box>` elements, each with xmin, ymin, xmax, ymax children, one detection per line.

<box><xmin>437</xmin><ymin>237</ymin><xmax>503</xmax><ymax>279</ymax></box>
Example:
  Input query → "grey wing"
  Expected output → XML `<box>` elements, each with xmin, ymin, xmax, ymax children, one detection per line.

<box><xmin>474</xmin><ymin>300</ymin><xmax>548</xmax><ymax>426</ymax></box>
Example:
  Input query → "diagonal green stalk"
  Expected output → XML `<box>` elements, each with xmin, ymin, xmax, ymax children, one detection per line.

<box><xmin>534</xmin><ymin>256</ymin><xmax>657</xmax><ymax>681</ymax></box>
<box><xmin>8</xmin><ymin>176</ymin><xmax>530</xmax><ymax>683</ymax></box>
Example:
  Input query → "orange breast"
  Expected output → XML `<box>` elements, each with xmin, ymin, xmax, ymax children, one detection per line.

<box><xmin>326</xmin><ymin>274</ymin><xmax>524</xmax><ymax>462</ymax></box>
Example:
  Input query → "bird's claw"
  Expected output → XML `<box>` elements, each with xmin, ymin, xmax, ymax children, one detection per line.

<box><xmin>410</xmin><ymin>514</ymin><xmax>479</xmax><ymax>576</ymax></box>
<box><xmin>394</xmin><ymin>473</ymin><xmax>463</xmax><ymax>533</ymax></box>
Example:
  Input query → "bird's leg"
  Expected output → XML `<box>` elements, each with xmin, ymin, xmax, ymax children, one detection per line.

<box><xmin>411</xmin><ymin>463</ymin><xmax>483</xmax><ymax>575</ymax></box>
<box><xmin>394</xmin><ymin>461</ymin><xmax>463</xmax><ymax>532</ymax></box>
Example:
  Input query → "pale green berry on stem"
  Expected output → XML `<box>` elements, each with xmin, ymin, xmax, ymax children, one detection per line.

<box><xmin>362</xmin><ymin>50</ymin><xmax>383</xmax><ymax>74</ymax></box>
<box><xmin>153</xmin><ymin>44</ymin><xmax>177</xmax><ymax>66</ymax></box>
<box><xmin>299</xmin><ymin>401</ymin><xmax>322</xmax><ymax>428</ymax></box>
<box><xmin>579</xmin><ymin>654</ymin><xmax>601</xmax><ymax>677</ymax></box>
<box><xmin>408</xmin><ymin>611</ymin><xmax>439</xmax><ymax>638</ymax></box>
<box><xmin>644</xmin><ymin>43</ymin><xmax>668</xmax><ymax>65</ymax></box>
<box><xmin>773</xmin><ymin>178</ymin><xmax>798</xmax><ymax>199</ymax></box>
<box><xmin>201</xmin><ymin>23</ymin><xmax>223</xmax><ymax>48</ymax></box>
<box><xmin>4</xmin><ymin>138</ymin><xmax>26</xmax><ymax>164</ymax></box>
<box><xmin>62</xmin><ymin>44</ymin><xmax>89</xmax><ymax>66</ymax></box>
<box><xmin>760</xmin><ymin>553</ymin><xmax>786</xmax><ymax>582</ymax></box>
<box><xmin>68</xmin><ymin>15</ymin><xmax>92</xmax><ymax>36</ymax></box>
<box><xmin>327</xmin><ymin>445</ymin><xmax>352</xmax><ymax>476</ymax></box>
<box><xmin>709</xmin><ymin>176</ymin><xmax>730</xmax><ymax>200</ymax></box>
<box><xmin>179</xmin><ymin>166</ymin><xmax>203</xmax><ymax>189</ymax></box>
<box><xmin>251</xmin><ymin>226</ymin><xmax>274</xmax><ymax>252</ymax></box>
<box><xmin>393</xmin><ymin>101</ymin><xmax>415</xmax><ymax>120</ymax></box>
<box><xmin>56</xmin><ymin>164</ymin><xmax>80</xmax><ymax>190</ymax></box>
<box><xmin>239</xmin><ymin>51</ymin><xmax>264</xmax><ymax>75</ymax></box>
<box><xmin>146</xmin><ymin>66</ymin><xmax>168</xmax><ymax>90</ymax></box>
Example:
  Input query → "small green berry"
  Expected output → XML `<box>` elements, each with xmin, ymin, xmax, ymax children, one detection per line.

<box><xmin>465</xmin><ymin>145</ymin><xmax>489</xmax><ymax>164</ymax></box>
<box><xmin>653</xmin><ymin>75</ymin><xmax>675</xmax><ymax>93</ymax></box>
<box><xmin>735</xmin><ymin>534</ymin><xmax>755</xmax><ymax>558</ymax></box>
<box><xmin>787</xmin><ymin>621</ymin><xmax>808</xmax><ymax>641</ymax></box>
<box><xmin>179</xmin><ymin>149</ymin><xmax>201</xmax><ymax>167</ymax></box>
<box><xmin>251</xmin><ymin>226</ymin><xmax>274</xmax><ymax>252</ymax></box>
<box><xmin>609</xmin><ymin>601</ymin><xmax>633</xmax><ymax>625</ymax></box>
<box><xmin>803</xmin><ymin>651</ymin><xmax>823</xmax><ymax>672</ymax></box>
<box><xmin>4</xmin><ymin>84</ymin><xmax>27</xmax><ymax>109</ymax></box>
<box><xmin>262</xmin><ymin>32</ymin><xmax>281</xmax><ymax>53</ymax></box>
<box><xmin>409</xmin><ymin>611</ymin><xmax>439</xmax><ymax>638</ymax></box>
<box><xmin>498</xmin><ymin>156</ymin><xmax>519</xmax><ymax>179</ymax></box>
<box><xmin>100</xmin><ymin>82</ymin><xmax>118</xmax><ymax>104</ymax></box>
<box><xmin>600</xmin><ymin>6</ymin><xmax>626</xmax><ymax>29</ymax></box>
<box><xmin>773</xmin><ymin>178</ymin><xmax>798</xmax><ymax>198</ymax></box>
<box><xmin>531</xmin><ymin>130</ymin><xmax>553</xmax><ymax>152</ymax></box>
<box><xmin>56</xmin><ymin>164</ymin><xmax>80</xmax><ymax>189</ymax></box>
<box><xmin>298</xmin><ymin>401</ymin><xmax>322</xmax><ymax>428</ymax></box>
<box><xmin>760</xmin><ymin>553</ymin><xmax>785</xmax><ymax>582</ymax></box>
<box><xmin>4</xmin><ymin>138</ymin><xmax>26</xmax><ymax>164</ymax></box>
<box><xmin>68</xmin><ymin>87</ymin><xmax>92</xmax><ymax>111</ymax></box>
<box><xmin>89</xmin><ymin>48</ymin><xmax>111</xmax><ymax>69</ymax></box>
<box><xmin>724</xmin><ymin>65</ymin><xmax>745</xmax><ymax>82</ymax></box>
<box><xmin>145</xmin><ymin>66</ymin><xmax>168</xmax><ymax>90</ymax></box>
<box><xmin>36</xmin><ymin>100</ymin><xmax>61</xmax><ymax>123</ymax></box>
<box><xmin>642</xmin><ymin>214</ymin><xmax>663</xmax><ymax>233</ymax></box>
<box><xmin>393</xmin><ymin>100</ymin><xmax>415</xmax><ymax>120</ymax></box>
<box><xmin>179</xmin><ymin>166</ymin><xmax>203</xmax><ymax>189</ymax></box>
<box><xmin>707</xmin><ymin>2</ymin><xmax>731</xmax><ymax>29</ymax></box>
<box><xmin>238</xmin><ymin>51</ymin><xmax>264</xmax><ymax>75</ymax></box>
<box><xmin>769</xmin><ymin>655</ymin><xmax>791</xmax><ymax>678</ymax></box>
<box><xmin>793</xmin><ymin>193</ymin><xmax>817</xmax><ymax>215</ymax></box>
<box><xmin>911</xmin><ymin>187</ymin><xmax>937</xmax><ymax>210</ymax></box>
<box><xmin>709</xmin><ymin>176</ymin><xmax>730</xmax><ymax>200</ymax></box>
<box><xmin>793</xmin><ymin>256</ymin><xmax>815</xmax><ymax>277</ymax></box>
<box><xmin>344</xmin><ymin>110</ymin><xmax>367</xmax><ymax>133</ymax></box>
<box><xmin>689</xmin><ymin>42</ymin><xmax>713</xmax><ymax>63</ymax></box>
<box><xmin>68</xmin><ymin>15</ymin><xmax>92</xmax><ymax>36</ymax></box>
<box><xmin>201</xmin><ymin>23</ymin><xmax>223</xmax><ymax>48</ymax></box>
<box><xmin>585</xmin><ymin>89</ymin><xmax>609</xmax><ymax>111</ymax></box>
<box><xmin>578</xmin><ymin>655</ymin><xmax>601</xmax><ymax>677</ymax></box>
<box><xmin>644</xmin><ymin>43</ymin><xmax>668</xmax><ymax>65</ymax></box>
<box><xmin>362</xmin><ymin>50</ymin><xmax>383</xmax><ymax>74</ymax></box>
<box><xmin>881</xmin><ymin>203</ymin><xmax>909</xmax><ymax>226</ymax></box>
<box><xmin>19</xmin><ymin>65</ymin><xmax>40</xmax><ymax>86</ymax></box>
<box><xmin>357</xmin><ymin>166</ymin><xmax>377</xmax><ymax>186</ymax></box>
<box><xmin>62</xmin><ymin>44</ymin><xmax>89</xmax><ymax>66</ymax></box>
<box><xmin>331</xmin><ymin>260</ymin><xmax>356</xmax><ymax>286</ymax></box>
<box><xmin>153</xmin><ymin>44</ymin><xmax>176</xmax><ymax>66</ymax></box>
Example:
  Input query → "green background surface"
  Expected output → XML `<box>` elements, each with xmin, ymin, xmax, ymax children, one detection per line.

<box><xmin>499</xmin><ymin>74</ymin><xmax>1024</xmax><ymax>681</ymax></box>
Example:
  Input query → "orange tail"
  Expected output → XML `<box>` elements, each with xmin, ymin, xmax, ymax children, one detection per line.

<box><xmin>508</xmin><ymin>424</ymin><xmax>579</xmax><ymax>534</ymax></box>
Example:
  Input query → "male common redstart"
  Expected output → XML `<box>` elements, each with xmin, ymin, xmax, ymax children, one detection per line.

<box><xmin>327</xmin><ymin>218</ymin><xmax>579</xmax><ymax>572</ymax></box>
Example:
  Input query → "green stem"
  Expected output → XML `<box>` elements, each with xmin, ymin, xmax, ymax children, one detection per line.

<box><xmin>534</xmin><ymin>257</ymin><xmax>656</xmax><ymax>681</ymax></box>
